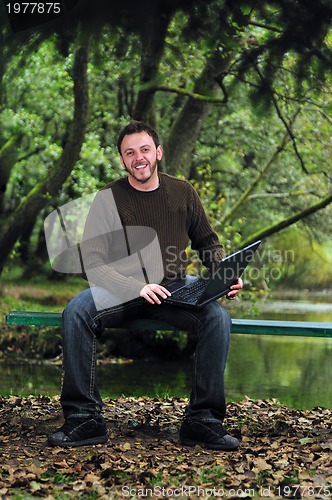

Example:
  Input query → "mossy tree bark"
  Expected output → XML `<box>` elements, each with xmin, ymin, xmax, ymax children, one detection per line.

<box><xmin>163</xmin><ymin>50</ymin><xmax>231</xmax><ymax>179</ymax></box>
<box><xmin>0</xmin><ymin>42</ymin><xmax>90</xmax><ymax>275</ymax></box>
<box><xmin>0</xmin><ymin>135</ymin><xmax>22</xmax><ymax>213</ymax></box>
<box><xmin>132</xmin><ymin>10</ymin><xmax>172</xmax><ymax>127</ymax></box>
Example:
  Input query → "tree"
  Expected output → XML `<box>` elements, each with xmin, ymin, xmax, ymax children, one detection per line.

<box><xmin>0</xmin><ymin>0</ymin><xmax>331</xmax><ymax>277</ymax></box>
<box><xmin>0</xmin><ymin>35</ymin><xmax>90</xmax><ymax>274</ymax></box>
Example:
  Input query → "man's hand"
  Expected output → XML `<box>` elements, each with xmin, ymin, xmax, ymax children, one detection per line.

<box><xmin>140</xmin><ymin>284</ymin><xmax>171</xmax><ymax>305</ymax></box>
<box><xmin>226</xmin><ymin>278</ymin><xmax>243</xmax><ymax>301</ymax></box>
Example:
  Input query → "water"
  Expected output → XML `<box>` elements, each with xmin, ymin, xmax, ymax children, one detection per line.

<box><xmin>248</xmin><ymin>299</ymin><xmax>332</xmax><ymax>323</ymax></box>
<box><xmin>1</xmin><ymin>298</ymin><xmax>332</xmax><ymax>410</ymax></box>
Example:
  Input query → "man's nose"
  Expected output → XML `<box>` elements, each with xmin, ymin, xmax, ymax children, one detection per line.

<box><xmin>133</xmin><ymin>152</ymin><xmax>144</xmax><ymax>161</ymax></box>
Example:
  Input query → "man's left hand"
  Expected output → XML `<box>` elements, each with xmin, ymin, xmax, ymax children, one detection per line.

<box><xmin>226</xmin><ymin>278</ymin><xmax>243</xmax><ymax>300</ymax></box>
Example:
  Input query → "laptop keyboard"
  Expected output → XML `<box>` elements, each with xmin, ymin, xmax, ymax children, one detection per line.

<box><xmin>172</xmin><ymin>279</ymin><xmax>207</xmax><ymax>303</ymax></box>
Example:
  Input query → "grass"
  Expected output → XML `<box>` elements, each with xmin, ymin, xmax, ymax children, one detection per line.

<box><xmin>0</xmin><ymin>266</ymin><xmax>85</xmax><ymax>318</ymax></box>
<box><xmin>0</xmin><ymin>266</ymin><xmax>86</xmax><ymax>363</ymax></box>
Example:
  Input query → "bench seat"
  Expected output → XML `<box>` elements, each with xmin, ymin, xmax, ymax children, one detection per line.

<box><xmin>5</xmin><ymin>311</ymin><xmax>332</xmax><ymax>338</ymax></box>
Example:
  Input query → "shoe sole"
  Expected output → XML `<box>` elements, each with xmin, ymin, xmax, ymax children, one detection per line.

<box><xmin>180</xmin><ymin>437</ymin><xmax>239</xmax><ymax>451</ymax></box>
<box><xmin>48</xmin><ymin>435</ymin><xmax>108</xmax><ymax>447</ymax></box>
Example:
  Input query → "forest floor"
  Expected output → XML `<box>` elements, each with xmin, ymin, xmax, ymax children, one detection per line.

<box><xmin>1</xmin><ymin>275</ymin><xmax>332</xmax><ymax>497</ymax></box>
<box><xmin>0</xmin><ymin>396</ymin><xmax>331</xmax><ymax>499</ymax></box>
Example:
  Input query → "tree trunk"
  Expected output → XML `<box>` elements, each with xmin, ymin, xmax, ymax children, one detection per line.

<box><xmin>164</xmin><ymin>50</ymin><xmax>230</xmax><ymax>178</ymax></box>
<box><xmin>0</xmin><ymin>41</ymin><xmax>89</xmax><ymax>276</ymax></box>
<box><xmin>132</xmin><ymin>11</ymin><xmax>171</xmax><ymax>126</ymax></box>
<box><xmin>0</xmin><ymin>134</ymin><xmax>22</xmax><ymax>213</ymax></box>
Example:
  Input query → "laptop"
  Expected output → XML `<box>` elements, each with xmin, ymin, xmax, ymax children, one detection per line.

<box><xmin>164</xmin><ymin>240</ymin><xmax>261</xmax><ymax>309</ymax></box>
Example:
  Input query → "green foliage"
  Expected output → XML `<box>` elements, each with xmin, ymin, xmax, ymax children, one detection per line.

<box><xmin>266</xmin><ymin>230</ymin><xmax>332</xmax><ymax>289</ymax></box>
<box><xmin>41</xmin><ymin>469</ymin><xmax>78</xmax><ymax>484</ymax></box>
<box><xmin>190</xmin><ymin>164</ymin><xmax>245</xmax><ymax>251</ymax></box>
<box><xmin>0</xmin><ymin>2</ymin><xmax>331</xmax><ymax>286</ymax></box>
<box><xmin>2</xmin><ymin>39</ymin><xmax>73</xmax><ymax>210</ymax></box>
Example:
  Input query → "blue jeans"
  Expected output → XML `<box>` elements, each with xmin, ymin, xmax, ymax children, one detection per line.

<box><xmin>61</xmin><ymin>284</ymin><xmax>232</xmax><ymax>423</ymax></box>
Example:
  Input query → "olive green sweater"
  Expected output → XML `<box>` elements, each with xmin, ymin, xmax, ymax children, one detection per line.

<box><xmin>81</xmin><ymin>173</ymin><xmax>224</xmax><ymax>301</ymax></box>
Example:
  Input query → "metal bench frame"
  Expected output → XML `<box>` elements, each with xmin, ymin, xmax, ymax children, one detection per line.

<box><xmin>5</xmin><ymin>311</ymin><xmax>332</xmax><ymax>338</ymax></box>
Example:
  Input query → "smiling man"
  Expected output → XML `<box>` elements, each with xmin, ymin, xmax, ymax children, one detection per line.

<box><xmin>48</xmin><ymin>120</ymin><xmax>243</xmax><ymax>450</ymax></box>
<box><xmin>119</xmin><ymin>127</ymin><xmax>162</xmax><ymax>190</ymax></box>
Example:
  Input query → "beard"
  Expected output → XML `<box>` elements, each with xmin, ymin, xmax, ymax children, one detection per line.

<box><xmin>124</xmin><ymin>158</ymin><xmax>158</xmax><ymax>184</ymax></box>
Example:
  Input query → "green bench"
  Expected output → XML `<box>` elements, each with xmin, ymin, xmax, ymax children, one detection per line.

<box><xmin>5</xmin><ymin>311</ymin><xmax>332</xmax><ymax>338</ymax></box>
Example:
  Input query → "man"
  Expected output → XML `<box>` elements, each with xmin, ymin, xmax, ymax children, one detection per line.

<box><xmin>48</xmin><ymin>121</ymin><xmax>243</xmax><ymax>450</ymax></box>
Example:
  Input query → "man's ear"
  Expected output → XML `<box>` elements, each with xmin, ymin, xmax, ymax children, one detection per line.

<box><xmin>157</xmin><ymin>145</ymin><xmax>163</xmax><ymax>161</ymax></box>
<box><xmin>119</xmin><ymin>154</ymin><xmax>125</xmax><ymax>168</ymax></box>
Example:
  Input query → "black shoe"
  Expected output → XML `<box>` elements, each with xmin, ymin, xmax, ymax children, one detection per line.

<box><xmin>48</xmin><ymin>416</ymin><xmax>108</xmax><ymax>447</ymax></box>
<box><xmin>179</xmin><ymin>418</ymin><xmax>240</xmax><ymax>451</ymax></box>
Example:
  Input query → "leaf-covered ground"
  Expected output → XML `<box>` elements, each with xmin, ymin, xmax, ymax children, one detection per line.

<box><xmin>0</xmin><ymin>396</ymin><xmax>331</xmax><ymax>499</ymax></box>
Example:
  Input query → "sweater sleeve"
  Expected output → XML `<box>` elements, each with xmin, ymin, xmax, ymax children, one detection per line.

<box><xmin>80</xmin><ymin>189</ymin><xmax>147</xmax><ymax>302</ymax></box>
<box><xmin>188</xmin><ymin>186</ymin><xmax>225</xmax><ymax>274</ymax></box>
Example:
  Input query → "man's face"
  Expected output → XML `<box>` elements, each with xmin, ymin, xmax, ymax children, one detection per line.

<box><xmin>120</xmin><ymin>132</ymin><xmax>163</xmax><ymax>189</ymax></box>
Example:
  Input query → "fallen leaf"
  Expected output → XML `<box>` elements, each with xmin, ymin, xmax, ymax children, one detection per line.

<box><xmin>121</xmin><ymin>442</ymin><xmax>131</xmax><ymax>451</ymax></box>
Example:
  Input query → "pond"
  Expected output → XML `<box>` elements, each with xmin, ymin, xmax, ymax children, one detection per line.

<box><xmin>1</xmin><ymin>296</ymin><xmax>332</xmax><ymax>410</ymax></box>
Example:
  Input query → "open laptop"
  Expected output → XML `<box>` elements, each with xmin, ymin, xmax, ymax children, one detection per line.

<box><xmin>164</xmin><ymin>240</ymin><xmax>261</xmax><ymax>309</ymax></box>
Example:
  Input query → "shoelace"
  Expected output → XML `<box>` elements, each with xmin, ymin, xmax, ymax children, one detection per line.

<box><xmin>206</xmin><ymin>422</ymin><xmax>228</xmax><ymax>437</ymax></box>
<box><xmin>59</xmin><ymin>418</ymin><xmax>88</xmax><ymax>434</ymax></box>
<box><xmin>188</xmin><ymin>419</ymin><xmax>228</xmax><ymax>437</ymax></box>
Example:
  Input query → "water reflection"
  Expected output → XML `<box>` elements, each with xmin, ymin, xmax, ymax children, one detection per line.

<box><xmin>2</xmin><ymin>296</ymin><xmax>332</xmax><ymax>408</ymax></box>
<box><xmin>226</xmin><ymin>335</ymin><xmax>332</xmax><ymax>409</ymax></box>
<box><xmin>253</xmin><ymin>301</ymin><xmax>332</xmax><ymax>323</ymax></box>
<box><xmin>1</xmin><ymin>334</ymin><xmax>331</xmax><ymax>410</ymax></box>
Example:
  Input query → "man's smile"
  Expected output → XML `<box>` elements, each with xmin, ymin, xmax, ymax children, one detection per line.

<box><xmin>134</xmin><ymin>163</ymin><xmax>148</xmax><ymax>170</ymax></box>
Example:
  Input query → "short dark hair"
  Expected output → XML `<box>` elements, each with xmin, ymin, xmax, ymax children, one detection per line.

<box><xmin>117</xmin><ymin>121</ymin><xmax>160</xmax><ymax>154</ymax></box>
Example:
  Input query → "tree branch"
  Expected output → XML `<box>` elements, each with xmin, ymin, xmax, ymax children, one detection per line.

<box><xmin>18</xmin><ymin>146</ymin><xmax>47</xmax><ymax>163</ymax></box>
<box><xmin>254</xmin><ymin>63</ymin><xmax>308</xmax><ymax>174</ymax></box>
<box><xmin>247</xmin><ymin>20</ymin><xmax>283</xmax><ymax>34</ymax></box>
<box><xmin>220</xmin><ymin>108</ymin><xmax>301</xmax><ymax>225</ymax></box>
<box><xmin>247</xmin><ymin>189</ymin><xmax>317</xmax><ymax>200</ymax></box>
<box><xmin>140</xmin><ymin>83</ymin><xmax>228</xmax><ymax>104</ymax></box>
<box><xmin>239</xmin><ymin>191</ymin><xmax>332</xmax><ymax>248</ymax></box>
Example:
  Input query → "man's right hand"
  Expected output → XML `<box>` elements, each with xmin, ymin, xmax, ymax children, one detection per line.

<box><xmin>140</xmin><ymin>284</ymin><xmax>171</xmax><ymax>305</ymax></box>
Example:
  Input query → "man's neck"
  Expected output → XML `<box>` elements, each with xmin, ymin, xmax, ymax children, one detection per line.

<box><xmin>127</xmin><ymin>174</ymin><xmax>160</xmax><ymax>192</ymax></box>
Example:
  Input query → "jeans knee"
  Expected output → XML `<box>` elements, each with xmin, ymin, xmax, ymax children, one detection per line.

<box><xmin>62</xmin><ymin>289</ymin><xmax>96</xmax><ymax>327</ymax></box>
<box><xmin>207</xmin><ymin>301</ymin><xmax>231</xmax><ymax>326</ymax></box>
<box><xmin>62</xmin><ymin>298</ymin><xmax>77</xmax><ymax>325</ymax></box>
<box><xmin>220</xmin><ymin>305</ymin><xmax>232</xmax><ymax>328</ymax></box>
<box><xmin>201</xmin><ymin>303</ymin><xmax>231</xmax><ymax>344</ymax></box>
